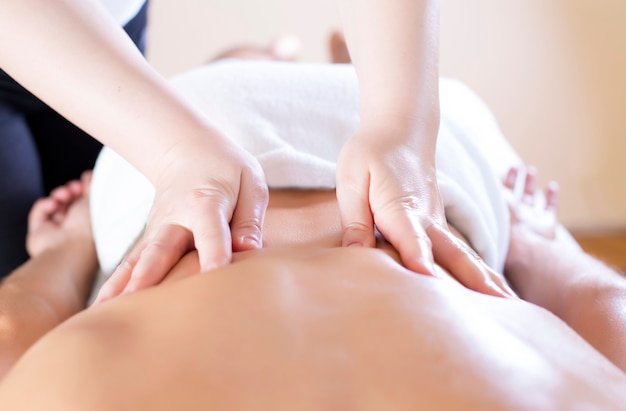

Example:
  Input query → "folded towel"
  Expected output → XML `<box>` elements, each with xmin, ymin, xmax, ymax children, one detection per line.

<box><xmin>90</xmin><ymin>62</ymin><xmax>525</xmax><ymax>294</ymax></box>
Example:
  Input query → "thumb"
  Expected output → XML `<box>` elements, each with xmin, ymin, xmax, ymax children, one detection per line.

<box><xmin>230</xmin><ymin>168</ymin><xmax>269</xmax><ymax>251</ymax></box>
<box><xmin>336</xmin><ymin>171</ymin><xmax>376</xmax><ymax>248</ymax></box>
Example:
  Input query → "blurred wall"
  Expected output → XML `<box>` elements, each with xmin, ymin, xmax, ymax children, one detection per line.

<box><xmin>439</xmin><ymin>0</ymin><xmax>626</xmax><ymax>230</ymax></box>
<box><xmin>146</xmin><ymin>0</ymin><xmax>626</xmax><ymax>230</ymax></box>
<box><xmin>145</xmin><ymin>0</ymin><xmax>340</xmax><ymax>74</ymax></box>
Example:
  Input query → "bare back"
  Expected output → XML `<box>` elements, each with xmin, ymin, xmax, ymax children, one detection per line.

<box><xmin>0</xmin><ymin>191</ymin><xmax>624</xmax><ymax>410</ymax></box>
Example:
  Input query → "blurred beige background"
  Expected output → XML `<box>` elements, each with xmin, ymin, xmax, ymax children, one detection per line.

<box><xmin>146</xmin><ymin>0</ymin><xmax>626</xmax><ymax>231</ymax></box>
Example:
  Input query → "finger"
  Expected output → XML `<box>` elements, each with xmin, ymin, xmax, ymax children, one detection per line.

<box><xmin>481</xmin><ymin>261</ymin><xmax>518</xmax><ymax>298</ymax></box>
<box><xmin>81</xmin><ymin>171</ymin><xmax>93</xmax><ymax>195</ymax></box>
<box><xmin>428</xmin><ymin>226</ymin><xmax>516</xmax><ymax>298</ymax></box>
<box><xmin>396</xmin><ymin>230</ymin><xmax>436</xmax><ymax>277</ymax></box>
<box><xmin>94</xmin><ymin>257</ymin><xmax>135</xmax><ymax>304</ymax></box>
<box><xmin>230</xmin><ymin>168</ymin><xmax>268</xmax><ymax>251</ymax></box>
<box><xmin>503</xmin><ymin>167</ymin><xmax>518</xmax><ymax>190</ymax></box>
<box><xmin>66</xmin><ymin>179</ymin><xmax>84</xmax><ymax>198</ymax></box>
<box><xmin>522</xmin><ymin>166</ymin><xmax>537</xmax><ymax>204</ymax></box>
<box><xmin>48</xmin><ymin>182</ymin><xmax>81</xmax><ymax>222</ymax></box>
<box><xmin>336</xmin><ymin>172</ymin><xmax>376</xmax><ymax>248</ymax></box>
<box><xmin>123</xmin><ymin>224</ymin><xmax>195</xmax><ymax>293</ymax></box>
<box><xmin>545</xmin><ymin>181</ymin><xmax>559</xmax><ymax>212</ymax></box>
<box><xmin>376</xmin><ymin>213</ymin><xmax>436</xmax><ymax>276</ymax></box>
<box><xmin>187</xmin><ymin>195</ymin><xmax>234</xmax><ymax>271</ymax></box>
<box><xmin>49</xmin><ymin>183</ymin><xmax>75</xmax><ymax>203</ymax></box>
<box><xmin>94</xmin><ymin>236</ymin><xmax>149</xmax><ymax>304</ymax></box>
<box><xmin>27</xmin><ymin>197</ymin><xmax>59</xmax><ymax>231</ymax></box>
<box><xmin>50</xmin><ymin>208</ymin><xmax>68</xmax><ymax>225</ymax></box>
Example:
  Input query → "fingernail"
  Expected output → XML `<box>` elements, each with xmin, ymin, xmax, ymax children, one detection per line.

<box><xmin>428</xmin><ymin>270</ymin><xmax>443</xmax><ymax>279</ymax></box>
<box><xmin>242</xmin><ymin>236</ymin><xmax>261</xmax><ymax>249</ymax></box>
<box><xmin>503</xmin><ymin>283</ymin><xmax>519</xmax><ymax>299</ymax></box>
<box><xmin>93</xmin><ymin>293</ymin><xmax>108</xmax><ymax>305</ymax></box>
<box><xmin>488</xmin><ymin>280</ymin><xmax>515</xmax><ymax>299</ymax></box>
<box><xmin>346</xmin><ymin>242</ymin><xmax>364</xmax><ymax>248</ymax></box>
<box><xmin>428</xmin><ymin>261</ymin><xmax>438</xmax><ymax>277</ymax></box>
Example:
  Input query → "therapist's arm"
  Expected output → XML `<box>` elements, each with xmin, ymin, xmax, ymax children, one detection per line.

<box><xmin>336</xmin><ymin>0</ymin><xmax>513</xmax><ymax>297</ymax></box>
<box><xmin>0</xmin><ymin>174</ymin><xmax>96</xmax><ymax>379</ymax></box>
<box><xmin>0</xmin><ymin>0</ymin><xmax>268</xmax><ymax>301</ymax></box>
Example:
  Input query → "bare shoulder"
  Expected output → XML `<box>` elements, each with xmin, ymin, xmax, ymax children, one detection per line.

<box><xmin>1</xmin><ymin>248</ymin><xmax>624</xmax><ymax>410</ymax></box>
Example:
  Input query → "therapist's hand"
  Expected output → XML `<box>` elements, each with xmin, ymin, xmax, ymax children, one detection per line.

<box><xmin>336</xmin><ymin>126</ymin><xmax>516</xmax><ymax>298</ymax></box>
<box><xmin>95</xmin><ymin>136</ymin><xmax>268</xmax><ymax>303</ymax></box>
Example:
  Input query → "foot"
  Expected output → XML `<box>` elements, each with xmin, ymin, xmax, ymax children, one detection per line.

<box><xmin>503</xmin><ymin>165</ymin><xmax>560</xmax><ymax>277</ymax></box>
<box><xmin>26</xmin><ymin>171</ymin><xmax>94</xmax><ymax>258</ymax></box>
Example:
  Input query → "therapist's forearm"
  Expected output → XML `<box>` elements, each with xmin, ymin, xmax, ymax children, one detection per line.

<box><xmin>339</xmin><ymin>0</ymin><xmax>441</xmax><ymax>152</ymax></box>
<box><xmin>0</xmin><ymin>0</ymin><xmax>216</xmax><ymax>181</ymax></box>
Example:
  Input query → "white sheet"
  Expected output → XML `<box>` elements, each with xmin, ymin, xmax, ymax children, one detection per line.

<box><xmin>90</xmin><ymin>61</ymin><xmax>565</xmax><ymax>295</ymax></box>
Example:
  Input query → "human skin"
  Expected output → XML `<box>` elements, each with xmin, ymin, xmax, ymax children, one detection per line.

<box><xmin>0</xmin><ymin>0</ymin><xmax>476</xmax><ymax>303</ymax></box>
<box><xmin>97</xmin><ymin>28</ymin><xmax>508</xmax><ymax>304</ymax></box>
<box><xmin>503</xmin><ymin>167</ymin><xmax>626</xmax><ymax>372</ymax></box>
<box><xmin>1</xmin><ymin>190</ymin><xmax>625</xmax><ymax>410</ymax></box>
<box><xmin>0</xmin><ymin>173</ymin><xmax>97</xmax><ymax>377</ymax></box>
<box><xmin>336</xmin><ymin>0</ymin><xmax>450</xmax><ymax>277</ymax></box>
<box><xmin>0</xmin><ymin>0</ymin><xmax>268</xmax><ymax>293</ymax></box>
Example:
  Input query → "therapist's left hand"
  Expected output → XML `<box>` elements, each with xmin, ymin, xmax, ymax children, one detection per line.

<box><xmin>336</xmin><ymin>125</ymin><xmax>516</xmax><ymax>298</ymax></box>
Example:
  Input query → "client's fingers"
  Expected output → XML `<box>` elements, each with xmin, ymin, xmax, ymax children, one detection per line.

<box><xmin>503</xmin><ymin>167</ymin><xmax>518</xmax><ymax>190</ymax></box>
<box><xmin>522</xmin><ymin>167</ymin><xmax>537</xmax><ymax>204</ymax></box>
<box><xmin>80</xmin><ymin>171</ymin><xmax>93</xmax><ymax>195</ymax></box>
<box><xmin>230</xmin><ymin>168</ymin><xmax>268</xmax><ymax>251</ymax></box>
<box><xmin>27</xmin><ymin>198</ymin><xmax>59</xmax><ymax>230</ymax></box>
<box><xmin>43</xmin><ymin>178</ymin><xmax>86</xmax><ymax>224</ymax></box>
<box><xmin>48</xmin><ymin>185</ymin><xmax>71</xmax><ymax>204</ymax></box>
<box><xmin>545</xmin><ymin>181</ymin><xmax>559</xmax><ymax>212</ymax></box>
<box><xmin>429</xmin><ymin>226</ymin><xmax>517</xmax><ymax>298</ymax></box>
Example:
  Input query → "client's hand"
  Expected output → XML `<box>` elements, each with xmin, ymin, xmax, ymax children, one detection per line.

<box><xmin>503</xmin><ymin>165</ymin><xmax>560</xmax><ymax>273</ymax></box>
<box><xmin>27</xmin><ymin>171</ymin><xmax>94</xmax><ymax>259</ymax></box>
<box><xmin>95</xmin><ymin>136</ymin><xmax>269</xmax><ymax>303</ymax></box>
<box><xmin>336</xmin><ymin>128</ymin><xmax>516</xmax><ymax>298</ymax></box>
<box><xmin>503</xmin><ymin>166</ymin><xmax>559</xmax><ymax>241</ymax></box>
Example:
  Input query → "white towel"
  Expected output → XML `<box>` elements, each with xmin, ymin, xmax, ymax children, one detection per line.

<box><xmin>91</xmin><ymin>61</ymin><xmax>523</xmax><ymax>293</ymax></box>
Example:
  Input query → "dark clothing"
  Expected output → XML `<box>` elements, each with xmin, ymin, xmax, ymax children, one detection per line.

<box><xmin>0</xmin><ymin>1</ymin><xmax>149</xmax><ymax>277</ymax></box>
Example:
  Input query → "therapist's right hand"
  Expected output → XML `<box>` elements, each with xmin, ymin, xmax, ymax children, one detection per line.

<box><xmin>95</xmin><ymin>135</ymin><xmax>268</xmax><ymax>304</ymax></box>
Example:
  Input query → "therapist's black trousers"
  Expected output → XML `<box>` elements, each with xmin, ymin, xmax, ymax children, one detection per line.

<box><xmin>0</xmin><ymin>1</ymin><xmax>149</xmax><ymax>277</ymax></box>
